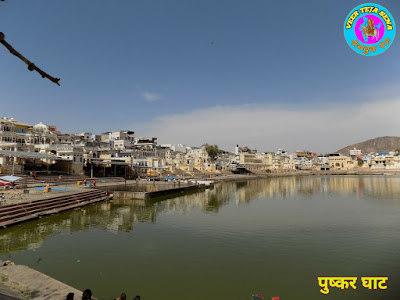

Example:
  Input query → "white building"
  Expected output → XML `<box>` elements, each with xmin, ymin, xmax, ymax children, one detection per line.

<box><xmin>170</xmin><ymin>144</ymin><xmax>187</xmax><ymax>153</ymax></box>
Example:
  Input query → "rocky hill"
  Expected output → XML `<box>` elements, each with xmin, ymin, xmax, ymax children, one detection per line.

<box><xmin>336</xmin><ymin>136</ymin><xmax>400</xmax><ymax>155</ymax></box>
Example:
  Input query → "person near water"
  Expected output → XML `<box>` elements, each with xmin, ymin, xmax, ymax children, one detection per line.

<box><xmin>116</xmin><ymin>293</ymin><xmax>127</xmax><ymax>300</ymax></box>
<box><xmin>66</xmin><ymin>292</ymin><xmax>74</xmax><ymax>300</ymax></box>
<box><xmin>82</xmin><ymin>289</ymin><xmax>92</xmax><ymax>300</ymax></box>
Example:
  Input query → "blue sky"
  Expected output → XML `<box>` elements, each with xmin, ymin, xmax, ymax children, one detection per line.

<box><xmin>1</xmin><ymin>0</ymin><xmax>400</xmax><ymax>153</ymax></box>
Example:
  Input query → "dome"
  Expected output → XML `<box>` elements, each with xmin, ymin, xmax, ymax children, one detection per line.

<box><xmin>33</xmin><ymin>121</ymin><xmax>49</xmax><ymax>133</ymax></box>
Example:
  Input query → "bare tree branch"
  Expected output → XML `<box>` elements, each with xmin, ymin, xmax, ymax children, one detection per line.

<box><xmin>0</xmin><ymin>32</ymin><xmax>61</xmax><ymax>86</ymax></box>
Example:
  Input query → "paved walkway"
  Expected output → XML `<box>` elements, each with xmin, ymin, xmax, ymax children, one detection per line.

<box><xmin>0</xmin><ymin>261</ymin><xmax>83</xmax><ymax>300</ymax></box>
<box><xmin>0</xmin><ymin>184</ymin><xmax>89</xmax><ymax>206</ymax></box>
<box><xmin>0</xmin><ymin>177</ymin><xmax>125</xmax><ymax>206</ymax></box>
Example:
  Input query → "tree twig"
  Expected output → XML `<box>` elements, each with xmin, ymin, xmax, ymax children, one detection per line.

<box><xmin>0</xmin><ymin>32</ymin><xmax>61</xmax><ymax>86</ymax></box>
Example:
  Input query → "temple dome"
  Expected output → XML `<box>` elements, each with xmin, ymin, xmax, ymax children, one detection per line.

<box><xmin>33</xmin><ymin>122</ymin><xmax>49</xmax><ymax>133</ymax></box>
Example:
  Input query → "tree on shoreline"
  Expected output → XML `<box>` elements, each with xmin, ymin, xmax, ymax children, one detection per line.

<box><xmin>203</xmin><ymin>144</ymin><xmax>223</xmax><ymax>162</ymax></box>
<box><xmin>357</xmin><ymin>158</ymin><xmax>364</xmax><ymax>167</ymax></box>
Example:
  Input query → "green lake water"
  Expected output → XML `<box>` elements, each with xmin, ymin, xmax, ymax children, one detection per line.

<box><xmin>1</xmin><ymin>176</ymin><xmax>400</xmax><ymax>300</ymax></box>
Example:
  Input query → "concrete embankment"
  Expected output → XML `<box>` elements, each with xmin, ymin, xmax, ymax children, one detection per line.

<box><xmin>0</xmin><ymin>261</ymin><xmax>84</xmax><ymax>300</ymax></box>
<box><xmin>97</xmin><ymin>181</ymin><xmax>209</xmax><ymax>200</ymax></box>
<box><xmin>110</xmin><ymin>185</ymin><xmax>206</xmax><ymax>200</ymax></box>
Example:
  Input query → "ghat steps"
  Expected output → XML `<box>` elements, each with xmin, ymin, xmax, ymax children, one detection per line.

<box><xmin>0</xmin><ymin>189</ymin><xmax>110</xmax><ymax>228</ymax></box>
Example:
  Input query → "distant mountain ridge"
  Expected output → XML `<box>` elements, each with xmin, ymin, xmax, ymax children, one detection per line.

<box><xmin>336</xmin><ymin>136</ymin><xmax>400</xmax><ymax>155</ymax></box>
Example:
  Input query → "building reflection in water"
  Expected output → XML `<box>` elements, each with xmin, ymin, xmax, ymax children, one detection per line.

<box><xmin>1</xmin><ymin>175</ymin><xmax>400</xmax><ymax>256</ymax></box>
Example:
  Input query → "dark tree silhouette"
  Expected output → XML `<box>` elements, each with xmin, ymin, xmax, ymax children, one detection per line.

<box><xmin>1</xmin><ymin>0</ymin><xmax>60</xmax><ymax>85</ymax></box>
<box><xmin>0</xmin><ymin>32</ymin><xmax>61</xmax><ymax>85</ymax></box>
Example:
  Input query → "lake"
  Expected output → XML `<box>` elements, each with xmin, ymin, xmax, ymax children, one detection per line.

<box><xmin>1</xmin><ymin>176</ymin><xmax>400</xmax><ymax>299</ymax></box>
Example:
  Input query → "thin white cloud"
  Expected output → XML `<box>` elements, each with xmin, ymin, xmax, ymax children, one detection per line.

<box><xmin>132</xmin><ymin>99</ymin><xmax>400</xmax><ymax>154</ymax></box>
<box><xmin>143</xmin><ymin>92</ymin><xmax>161</xmax><ymax>102</ymax></box>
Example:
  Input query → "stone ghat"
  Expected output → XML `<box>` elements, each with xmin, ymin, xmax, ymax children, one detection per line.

<box><xmin>0</xmin><ymin>260</ymin><xmax>89</xmax><ymax>300</ymax></box>
<box><xmin>0</xmin><ymin>190</ymin><xmax>111</xmax><ymax>228</ymax></box>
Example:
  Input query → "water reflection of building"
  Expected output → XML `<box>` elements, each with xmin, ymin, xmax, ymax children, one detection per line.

<box><xmin>0</xmin><ymin>201</ymin><xmax>156</xmax><ymax>255</ymax></box>
<box><xmin>154</xmin><ymin>182</ymin><xmax>237</xmax><ymax>213</ymax></box>
<box><xmin>236</xmin><ymin>177</ymin><xmax>298</xmax><ymax>203</ymax></box>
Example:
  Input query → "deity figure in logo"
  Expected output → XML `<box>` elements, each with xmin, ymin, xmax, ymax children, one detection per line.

<box><xmin>360</xmin><ymin>17</ymin><xmax>380</xmax><ymax>42</ymax></box>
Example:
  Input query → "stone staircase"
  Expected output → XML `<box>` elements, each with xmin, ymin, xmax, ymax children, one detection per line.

<box><xmin>0</xmin><ymin>190</ymin><xmax>111</xmax><ymax>228</ymax></box>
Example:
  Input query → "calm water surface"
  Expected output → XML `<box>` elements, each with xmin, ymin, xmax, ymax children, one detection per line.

<box><xmin>1</xmin><ymin>176</ymin><xmax>400</xmax><ymax>300</ymax></box>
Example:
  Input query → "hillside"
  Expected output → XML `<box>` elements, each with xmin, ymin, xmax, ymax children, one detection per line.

<box><xmin>336</xmin><ymin>136</ymin><xmax>400</xmax><ymax>155</ymax></box>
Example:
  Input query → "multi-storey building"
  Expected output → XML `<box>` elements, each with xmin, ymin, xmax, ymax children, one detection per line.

<box><xmin>0</xmin><ymin>118</ymin><xmax>60</xmax><ymax>173</ymax></box>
